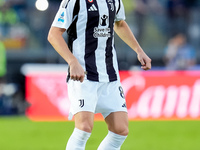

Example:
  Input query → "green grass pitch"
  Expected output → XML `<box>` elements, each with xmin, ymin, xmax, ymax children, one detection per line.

<box><xmin>0</xmin><ymin>116</ymin><xmax>200</xmax><ymax>150</ymax></box>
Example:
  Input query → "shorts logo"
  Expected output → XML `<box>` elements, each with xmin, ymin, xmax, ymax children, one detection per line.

<box><xmin>122</xmin><ymin>103</ymin><xmax>127</xmax><ymax>108</ymax></box>
<box><xmin>79</xmin><ymin>99</ymin><xmax>84</xmax><ymax>108</ymax></box>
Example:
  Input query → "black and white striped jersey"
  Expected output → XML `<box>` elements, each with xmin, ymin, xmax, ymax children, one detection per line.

<box><xmin>52</xmin><ymin>0</ymin><xmax>125</xmax><ymax>82</ymax></box>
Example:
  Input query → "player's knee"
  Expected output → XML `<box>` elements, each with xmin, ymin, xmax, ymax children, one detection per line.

<box><xmin>122</xmin><ymin>127</ymin><xmax>129</xmax><ymax>136</ymax></box>
<box><xmin>118</xmin><ymin>127</ymin><xmax>129</xmax><ymax>136</ymax></box>
<box><xmin>112</xmin><ymin>125</ymin><xmax>129</xmax><ymax>136</ymax></box>
<box><xmin>77</xmin><ymin>122</ymin><xmax>93</xmax><ymax>133</ymax></box>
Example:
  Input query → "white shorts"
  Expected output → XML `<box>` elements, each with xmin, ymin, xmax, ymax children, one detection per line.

<box><xmin>67</xmin><ymin>79</ymin><xmax>127</xmax><ymax>120</ymax></box>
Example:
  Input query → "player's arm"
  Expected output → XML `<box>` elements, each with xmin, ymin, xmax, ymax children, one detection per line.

<box><xmin>114</xmin><ymin>20</ymin><xmax>151</xmax><ymax>70</ymax></box>
<box><xmin>48</xmin><ymin>26</ymin><xmax>85</xmax><ymax>82</ymax></box>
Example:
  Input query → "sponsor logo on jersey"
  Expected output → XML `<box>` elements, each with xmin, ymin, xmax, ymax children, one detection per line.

<box><xmin>100</xmin><ymin>15</ymin><xmax>108</xmax><ymax>26</ymax></box>
<box><xmin>58</xmin><ymin>12</ymin><xmax>65</xmax><ymax>23</ymax></box>
<box><xmin>93</xmin><ymin>27</ymin><xmax>111</xmax><ymax>38</ymax></box>
<box><xmin>93</xmin><ymin>15</ymin><xmax>111</xmax><ymax>38</ymax></box>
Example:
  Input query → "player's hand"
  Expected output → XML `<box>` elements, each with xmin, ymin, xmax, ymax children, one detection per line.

<box><xmin>137</xmin><ymin>51</ymin><xmax>152</xmax><ymax>70</ymax></box>
<box><xmin>69</xmin><ymin>59</ymin><xmax>85</xmax><ymax>82</ymax></box>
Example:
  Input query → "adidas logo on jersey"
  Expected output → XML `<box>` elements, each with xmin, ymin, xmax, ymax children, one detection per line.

<box><xmin>88</xmin><ymin>4</ymin><xmax>97</xmax><ymax>11</ymax></box>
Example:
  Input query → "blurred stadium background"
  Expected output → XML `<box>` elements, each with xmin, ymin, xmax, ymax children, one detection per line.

<box><xmin>1</xmin><ymin>0</ymin><xmax>200</xmax><ymax>150</ymax></box>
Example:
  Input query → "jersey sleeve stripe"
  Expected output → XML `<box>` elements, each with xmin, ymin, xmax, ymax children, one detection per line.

<box><xmin>116</xmin><ymin>0</ymin><xmax>121</xmax><ymax>14</ymax></box>
<box><xmin>61</xmin><ymin>0</ymin><xmax>70</xmax><ymax>8</ymax></box>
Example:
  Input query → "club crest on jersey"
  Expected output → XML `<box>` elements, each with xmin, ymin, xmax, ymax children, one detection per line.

<box><xmin>58</xmin><ymin>12</ymin><xmax>65</xmax><ymax>23</ymax></box>
<box><xmin>88</xmin><ymin>0</ymin><xmax>93</xmax><ymax>3</ymax></box>
<box><xmin>108</xmin><ymin>0</ymin><xmax>114</xmax><ymax>11</ymax></box>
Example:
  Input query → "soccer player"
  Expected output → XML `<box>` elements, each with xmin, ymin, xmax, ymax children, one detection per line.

<box><xmin>48</xmin><ymin>0</ymin><xmax>151</xmax><ymax>149</ymax></box>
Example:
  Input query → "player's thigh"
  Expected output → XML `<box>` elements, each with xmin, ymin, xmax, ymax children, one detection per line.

<box><xmin>96</xmin><ymin>80</ymin><xmax>127</xmax><ymax>117</ymax></box>
<box><xmin>105</xmin><ymin>111</ymin><xmax>129</xmax><ymax>136</ymax></box>
<box><xmin>74</xmin><ymin>111</ymin><xmax>94</xmax><ymax>133</ymax></box>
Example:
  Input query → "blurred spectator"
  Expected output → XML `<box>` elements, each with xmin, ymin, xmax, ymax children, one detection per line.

<box><xmin>0</xmin><ymin>40</ymin><xmax>6</xmax><ymax>80</ymax></box>
<box><xmin>133</xmin><ymin>0</ymin><xmax>163</xmax><ymax>42</ymax></box>
<box><xmin>165</xmin><ymin>0</ymin><xmax>197</xmax><ymax>38</ymax></box>
<box><xmin>163</xmin><ymin>33</ymin><xmax>196</xmax><ymax>70</ymax></box>
<box><xmin>0</xmin><ymin>0</ymin><xmax>29</xmax><ymax>50</ymax></box>
<box><xmin>0</xmin><ymin>1</ymin><xmax>18</xmax><ymax>37</ymax></box>
<box><xmin>8</xmin><ymin>0</ymin><xmax>27</xmax><ymax>23</ymax></box>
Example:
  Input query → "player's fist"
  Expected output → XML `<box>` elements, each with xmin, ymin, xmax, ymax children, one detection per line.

<box><xmin>137</xmin><ymin>51</ymin><xmax>152</xmax><ymax>71</ymax></box>
<box><xmin>69</xmin><ymin>59</ymin><xmax>85</xmax><ymax>82</ymax></box>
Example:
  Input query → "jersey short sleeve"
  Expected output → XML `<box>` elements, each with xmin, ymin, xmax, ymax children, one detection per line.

<box><xmin>51</xmin><ymin>0</ymin><xmax>75</xmax><ymax>30</ymax></box>
<box><xmin>115</xmin><ymin>0</ymin><xmax>126</xmax><ymax>21</ymax></box>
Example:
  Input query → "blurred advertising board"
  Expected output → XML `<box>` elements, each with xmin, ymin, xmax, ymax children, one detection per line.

<box><xmin>24</xmin><ymin>65</ymin><xmax>200</xmax><ymax>121</ymax></box>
